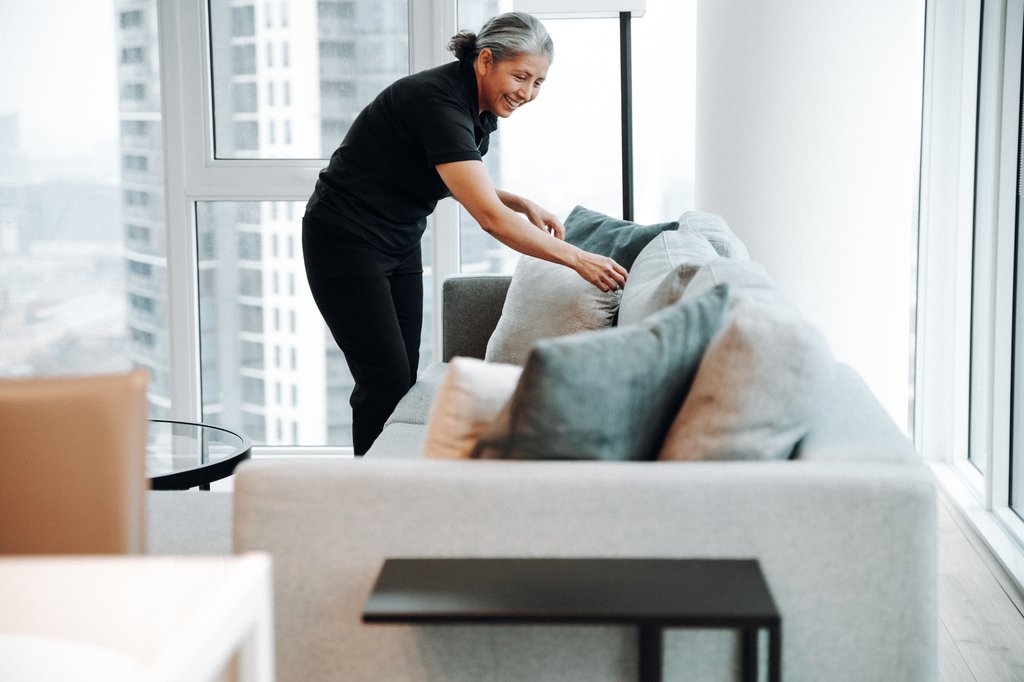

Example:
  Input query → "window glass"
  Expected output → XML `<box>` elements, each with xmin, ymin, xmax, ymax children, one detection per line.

<box><xmin>1009</xmin><ymin>26</ymin><xmax>1024</xmax><ymax>517</ymax></box>
<box><xmin>195</xmin><ymin>201</ymin><xmax>433</xmax><ymax>447</ymax></box>
<box><xmin>208</xmin><ymin>0</ymin><xmax>409</xmax><ymax>159</ymax></box>
<box><xmin>0</xmin><ymin>0</ymin><xmax>171</xmax><ymax>416</ymax></box>
<box><xmin>457</xmin><ymin>0</ymin><xmax>695</xmax><ymax>273</ymax></box>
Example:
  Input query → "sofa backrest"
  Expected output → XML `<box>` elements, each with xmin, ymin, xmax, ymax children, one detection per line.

<box><xmin>794</xmin><ymin>363</ymin><xmax>916</xmax><ymax>461</ymax></box>
<box><xmin>442</xmin><ymin>274</ymin><xmax>511</xmax><ymax>361</ymax></box>
<box><xmin>233</xmin><ymin>457</ymin><xmax>937</xmax><ymax>682</ymax></box>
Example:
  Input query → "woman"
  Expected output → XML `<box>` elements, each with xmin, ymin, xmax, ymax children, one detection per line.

<box><xmin>303</xmin><ymin>12</ymin><xmax>627</xmax><ymax>455</ymax></box>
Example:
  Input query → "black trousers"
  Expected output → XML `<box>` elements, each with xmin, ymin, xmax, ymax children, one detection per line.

<box><xmin>302</xmin><ymin>216</ymin><xmax>423</xmax><ymax>455</ymax></box>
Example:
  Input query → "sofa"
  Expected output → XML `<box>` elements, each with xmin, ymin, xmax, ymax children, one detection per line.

<box><xmin>150</xmin><ymin>210</ymin><xmax>937</xmax><ymax>681</ymax></box>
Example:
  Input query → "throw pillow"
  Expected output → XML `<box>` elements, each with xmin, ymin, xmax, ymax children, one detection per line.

<box><xmin>421</xmin><ymin>357</ymin><xmax>524</xmax><ymax>459</ymax></box>
<box><xmin>618</xmin><ymin>230</ymin><xmax>720</xmax><ymax>326</ymax></box>
<box><xmin>659</xmin><ymin>259</ymin><xmax>834</xmax><ymax>462</ymax></box>
<box><xmin>472</xmin><ymin>284</ymin><xmax>731</xmax><ymax>462</ymax></box>
<box><xmin>563</xmin><ymin>205</ymin><xmax>679</xmax><ymax>271</ymax></box>
<box><xmin>678</xmin><ymin>211</ymin><xmax>750</xmax><ymax>260</ymax></box>
<box><xmin>484</xmin><ymin>255</ymin><xmax>621</xmax><ymax>366</ymax></box>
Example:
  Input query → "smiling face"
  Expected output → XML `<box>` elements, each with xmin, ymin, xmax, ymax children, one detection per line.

<box><xmin>474</xmin><ymin>48</ymin><xmax>550</xmax><ymax>118</ymax></box>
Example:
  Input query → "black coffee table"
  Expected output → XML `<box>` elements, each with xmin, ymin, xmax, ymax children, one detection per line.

<box><xmin>146</xmin><ymin>419</ymin><xmax>252</xmax><ymax>490</ymax></box>
<box><xmin>363</xmin><ymin>557</ymin><xmax>781</xmax><ymax>682</ymax></box>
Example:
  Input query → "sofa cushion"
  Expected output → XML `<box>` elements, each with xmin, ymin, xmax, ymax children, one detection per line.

<box><xmin>484</xmin><ymin>255</ymin><xmax>621</xmax><ymax>366</ymax></box>
<box><xmin>384</xmin><ymin>362</ymin><xmax>449</xmax><ymax>427</ymax></box>
<box><xmin>678</xmin><ymin>211</ymin><xmax>750</xmax><ymax>260</ymax></box>
<box><xmin>365</xmin><ymin>423</ymin><xmax>429</xmax><ymax>459</ymax></box>
<box><xmin>473</xmin><ymin>284</ymin><xmax>730</xmax><ymax>461</ymax></box>
<box><xmin>563</xmin><ymin>205</ymin><xmax>679</xmax><ymax>271</ymax></box>
<box><xmin>659</xmin><ymin>259</ymin><xmax>833</xmax><ymax>461</ymax></box>
<box><xmin>618</xmin><ymin>230</ymin><xmax>720</xmax><ymax>326</ymax></box>
<box><xmin>422</xmin><ymin>357</ymin><xmax>523</xmax><ymax>459</ymax></box>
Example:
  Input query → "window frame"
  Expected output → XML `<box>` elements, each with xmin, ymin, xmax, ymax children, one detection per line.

<box><xmin>157</xmin><ymin>0</ymin><xmax>461</xmax><ymax>452</ymax></box>
<box><xmin>920</xmin><ymin>0</ymin><xmax>1024</xmax><ymax>588</ymax></box>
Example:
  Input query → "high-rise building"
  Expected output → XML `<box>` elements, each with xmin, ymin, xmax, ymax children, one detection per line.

<box><xmin>115</xmin><ymin>0</ymin><xmax>171</xmax><ymax>417</ymax></box>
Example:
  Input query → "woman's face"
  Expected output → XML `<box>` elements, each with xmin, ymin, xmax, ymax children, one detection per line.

<box><xmin>475</xmin><ymin>49</ymin><xmax>550</xmax><ymax>118</ymax></box>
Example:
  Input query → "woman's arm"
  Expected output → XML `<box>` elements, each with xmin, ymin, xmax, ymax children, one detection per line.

<box><xmin>436</xmin><ymin>159</ymin><xmax>627</xmax><ymax>292</ymax></box>
<box><xmin>494</xmin><ymin>188</ymin><xmax>565</xmax><ymax>240</ymax></box>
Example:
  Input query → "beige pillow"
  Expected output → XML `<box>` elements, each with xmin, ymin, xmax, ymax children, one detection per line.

<box><xmin>484</xmin><ymin>255</ymin><xmax>621</xmax><ymax>365</ymax></box>
<box><xmin>659</xmin><ymin>259</ymin><xmax>834</xmax><ymax>461</ymax></box>
<box><xmin>422</xmin><ymin>357</ymin><xmax>523</xmax><ymax>459</ymax></box>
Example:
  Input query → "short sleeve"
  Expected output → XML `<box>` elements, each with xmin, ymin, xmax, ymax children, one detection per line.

<box><xmin>405</xmin><ymin>88</ymin><xmax>483</xmax><ymax>166</ymax></box>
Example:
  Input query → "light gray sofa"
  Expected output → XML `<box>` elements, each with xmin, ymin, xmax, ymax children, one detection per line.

<box><xmin>218</xmin><ymin>274</ymin><xmax>937</xmax><ymax>682</ymax></box>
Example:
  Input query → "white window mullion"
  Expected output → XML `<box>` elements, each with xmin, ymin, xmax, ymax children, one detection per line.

<box><xmin>410</xmin><ymin>0</ymin><xmax>460</xmax><ymax>362</ymax></box>
<box><xmin>158</xmin><ymin>0</ymin><xmax>203</xmax><ymax>420</ymax></box>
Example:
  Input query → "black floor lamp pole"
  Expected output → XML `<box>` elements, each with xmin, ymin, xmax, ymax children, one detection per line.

<box><xmin>620</xmin><ymin>10</ymin><xmax>634</xmax><ymax>222</ymax></box>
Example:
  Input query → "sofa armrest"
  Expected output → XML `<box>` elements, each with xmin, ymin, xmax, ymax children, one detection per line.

<box><xmin>441</xmin><ymin>274</ymin><xmax>511</xmax><ymax>361</ymax></box>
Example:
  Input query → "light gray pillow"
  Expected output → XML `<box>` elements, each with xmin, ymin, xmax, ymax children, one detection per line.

<box><xmin>660</xmin><ymin>259</ymin><xmax>834</xmax><ymax>461</ymax></box>
<box><xmin>484</xmin><ymin>255</ymin><xmax>621</xmax><ymax>366</ymax></box>
<box><xmin>472</xmin><ymin>284</ymin><xmax>731</xmax><ymax>462</ymax></box>
<box><xmin>678</xmin><ymin>211</ymin><xmax>750</xmax><ymax>260</ymax></box>
<box><xmin>618</xmin><ymin>230</ymin><xmax>720</xmax><ymax>326</ymax></box>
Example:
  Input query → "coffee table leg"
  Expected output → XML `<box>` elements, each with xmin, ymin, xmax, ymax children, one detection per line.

<box><xmin>769</xmin><ymin>623</ymin><xmax>782</xmax><ymax>682</ymax></box>
<box><xmin>741</xmin><ymin>628</ymin><xmax>758</xmax><ymax>682</ymax></box>
<box><xmin>638</xmin><ymin>625</ymin><xmax>662</xmax><ymax>682</ymax></box>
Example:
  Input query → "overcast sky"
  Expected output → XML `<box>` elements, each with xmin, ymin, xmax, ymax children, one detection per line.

<box><xmin>0</xmin><ymin>0</ymin><xmax>119</xmax><ymax>159</ymax></box>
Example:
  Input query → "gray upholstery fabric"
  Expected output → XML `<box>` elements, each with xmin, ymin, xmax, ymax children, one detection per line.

<box><xmin>146</xmin><ymin>490</ymin><xmax>233</xmax><ymax>555</ymax></box>
<box><xmin>678</xmin><ymin>211</ymin><xmax>750</xmax><ymax>259</ymax></box>
<box><xmin>442</xmin><ymin>275</ymin><xmax>511</xmax><ymax>361</ymax></box>
<box><xmin>795</xmin><ymin>363</ymin><xmax>916</xmax><ymax>461</ymax></box>
<box><xmin>473</xmin><ymin>285</ymin><xmax>730</xmax><ymax>461</ymax></box>
<box><xmin>233</xmin><ymin>458</ymin><xmax>937</xmax><ymax>682</ymax></box>
<box><xmin>365</xmin><ymin>422</ymin><xmax>428</xmax><ymax>459</ymax></box>
<box><xmin>484</xmin><ymin>256</ymin><xmax>621</xmax><ymax>366</ymax></box>
<box><xmin>384</xmin><ymin>361</ymin><xmax>448</xmax><ymax>427</ymax></box>
<box><xmin>563</xmin><ymin>205</ymin><xmax>680</xmax><ymax>271</ymax></box>
<box><xmin>618</xmin><ymin>230</ymin><xmax>720</xmax><ymax>326</ymax></box>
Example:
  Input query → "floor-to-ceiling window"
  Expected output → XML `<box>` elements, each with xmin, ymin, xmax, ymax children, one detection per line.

<box><xmin>0</xmin><ymin>1</ymin><xmax>173</xmax><ymax>418</ymax></box>
<box><xmin>921</xmin><ymin>0</ymin><xmax>1024</xmax><ymax>592</ymax></box>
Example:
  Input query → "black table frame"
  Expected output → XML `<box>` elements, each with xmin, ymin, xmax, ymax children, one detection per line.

<box><xmin>147</xmin><ymin>419</ymin><xmax>252</xmax><ymax>491</ymax></box>
<box><xmin>363</xmin><ymin>558</ymin><xmax>781</xmax><ymax>682</ymax></box>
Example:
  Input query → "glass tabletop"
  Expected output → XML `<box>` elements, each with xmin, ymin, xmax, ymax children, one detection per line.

<box><xmin>147</xmin><ymin>419</ymin><xmax>252</xmax><ymax>490</ymax></box>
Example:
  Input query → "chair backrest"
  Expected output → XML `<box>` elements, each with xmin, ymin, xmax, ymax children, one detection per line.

<box><xmin>0</xmin><ymin>370</ymin><xmax>149</xmax><ymax>554</ymax></box>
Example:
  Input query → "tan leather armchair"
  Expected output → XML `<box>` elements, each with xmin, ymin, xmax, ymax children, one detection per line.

<box><xmin>0</xmin><ymin>370</ymin><xmax>149</xmax><ymax>554</ymax></box>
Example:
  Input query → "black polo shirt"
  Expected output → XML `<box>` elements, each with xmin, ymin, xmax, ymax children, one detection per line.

<box><xmin>305</xmin><ymin>59</ymin><xmax>498</xmax><ymax>256</ymax></box>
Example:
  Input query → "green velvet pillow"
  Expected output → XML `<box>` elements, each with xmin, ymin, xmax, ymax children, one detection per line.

<box><xmin>563</xmin><ymin>205</ymin><xmax>679</xmax><ymax>271</ymax></box>
<box><xmin>472</xmin><ymin>284</ymin><xmax>731</xmax><ymax>462</ymax></box>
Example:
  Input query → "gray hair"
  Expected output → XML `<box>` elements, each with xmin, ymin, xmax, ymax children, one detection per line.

<box><xmin>449</xmin><ymin>12</ymin><xmax>554</xmax><ymax>64</ymax></box>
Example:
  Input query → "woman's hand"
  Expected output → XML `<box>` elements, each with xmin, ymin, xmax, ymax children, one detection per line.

<box><xmin>435</xmin><ymin>161</ymin><xmax>624</xmax><ymax>291</ymax></box>
<box><xmin>574</xmin><ymin>250</ymin><xmax>628</xmax><ymax>293</ymax></box>
<box><xmin>520</xmin><ymin>200</ymin><xmax>565</xmax><ymax>240</ymax></box>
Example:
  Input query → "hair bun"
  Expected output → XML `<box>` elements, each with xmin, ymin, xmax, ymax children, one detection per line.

<box><xmin>448</xmin><ymin>31</ymin><xmax>478</xmax><ymax>61</ymax></box>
